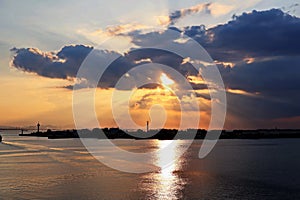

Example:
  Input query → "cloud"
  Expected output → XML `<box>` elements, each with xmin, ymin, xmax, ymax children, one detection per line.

<box><xmin>105</xmin><ymin>24</ymin><xmax>149</xmax><ymax>36</ymax></box>
<box><xmin>10</xmin><ymin>8</ymin><xmax>300</xmax><ymax>127</ymax></box>
<box><xmin>208</xmin><ymin>3</ymin><xmax>234</xmax><ymax>17</ymax></box>
<box><xmin>11</xmin><ymin>44</ymin><xmax>200</xmax><ymax>91</ymax></box>
<box><xmin>11</xmin><ymin>45</ymin><xmax>93</xmax><ymax>79</ymax></box>
<box><xmin>178</xmin><ymin>8</ymin><xmax>300</xmax><ymax>125</ymax></box>
<box><xmin>221</xmin><ymin>56</ymin><xmax>300</xmax><ymax>94</ymax></box>
<box><xmin>168</xmin><ymin>3</ymin><xmax>211</xmax><ymax>26</ymax></box>
<box><xmin>184</xmin><ymin>9</ymin><xmax>300</xmax><ymax>62</ymax></box>
<box><xmin>98</xmin><ymin>48</ymin><xmax>198</xmax><ymax>90</ymax></box>
<box><xmin>220</xmin><ymin>55</ymin><xmax>300</xmax><ymax>120</ymax></box>
<box><xmin>13</xmin><ymin>9</ymin><xmax>300</xmax><ymax>92</ymax></box>
<box><xmin>282</xmin><ymin>3</ymin><xmax>299</xmax><ymax>15</ymax></box>
<box><xmin>159</xmin><ymin>2</ymin><xmax>234</xmax><ymax>26</ymax></box>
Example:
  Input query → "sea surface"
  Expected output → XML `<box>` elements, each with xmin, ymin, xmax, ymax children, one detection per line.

<box><xmin>1</xmin><ymin>131</ymin><xmax>300</xmax><ymax>200</ymax></box>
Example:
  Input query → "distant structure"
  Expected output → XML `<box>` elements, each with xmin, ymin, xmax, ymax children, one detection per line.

<box><xmin>37</xmin><ymin>122</ymin><xmax>40</xmax><ymax>133</ymax></box>
<box><xmin>146</xmin><ymin>121</ymin><xmax>149</xmax><ymax>132</ymax></box>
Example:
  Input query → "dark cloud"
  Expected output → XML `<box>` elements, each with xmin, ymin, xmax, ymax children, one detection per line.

<box><xmin>194</xmin><ymin>92</ymin><xmax>211</xmax><ymax>101</ymax></box>
<box><xmin>226</xmin><ymin>90</ymin><xmax>300</xmax><ymax>122</ymax></box>
<box><xmin>138</xmin><ymin>83</ymin><xmax>163</xmax><ymax>90</ymax></box>
<box><xmin>221</xmin><ymin>56</ymin><xmax>300</xmax><ymax>94</ymax></box>
<box><xmin>180</xmin><ymin>9</ymin><xmax>300</xmax><ymax>124</ymax></box>
<box><xmin>11</xmin><ymin>45</ymin><xmax>93</xmax><ymax>79</ymax></box>
<box><xmin>222</xmin><ymin>55</ymin><xmax>300</xmax><ymax>121</ymax></box>
<box><xmin>189</xmin><ymin>83</ymin><xmax>208</xmax><ymax>90</ymax></box>
<box><xmin>11</xmin><ymin>44</ymin><xmax>199</xmax><ymax>91</ymax></box>
<box><xmin>184</xmin><ymin>9</ymin><xmax>300</xmax><ymax>62</ymax></box>
<box><xmin>99</xmin><ymin>48</ymin><xmax>198</xmax><ymax>90</ymax></box>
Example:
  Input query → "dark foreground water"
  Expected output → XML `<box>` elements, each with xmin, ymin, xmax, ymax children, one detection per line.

<box><xmin>0</xmin><ymin>131</ymin><xmax>300</xmax><ymax>200</ymax></box>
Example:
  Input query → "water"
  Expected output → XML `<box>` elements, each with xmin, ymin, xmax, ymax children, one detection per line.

<box><xmin>1</xmin><ymin>131</ymin><xmax>300</xmax><ymax>199</ymax></box>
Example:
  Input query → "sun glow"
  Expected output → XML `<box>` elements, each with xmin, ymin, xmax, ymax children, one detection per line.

<box><xmin>160</xmin><ymin>73</ymin><xmax>174</xmax><ymax>86</ymax></box>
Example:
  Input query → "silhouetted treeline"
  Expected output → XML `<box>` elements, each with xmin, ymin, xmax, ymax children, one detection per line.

<box><xmin>19</xmin><ymin>128</ymin><xmax>300</xmax><ymax>140</ymax></box>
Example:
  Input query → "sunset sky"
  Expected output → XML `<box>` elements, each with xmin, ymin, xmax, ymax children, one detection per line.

<box><xmin>1</xmin><ymin>0</ymin><xmax>300</xmax><ymax>130</ymax></box>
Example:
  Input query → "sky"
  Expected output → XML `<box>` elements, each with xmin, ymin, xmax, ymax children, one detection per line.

<box><xmin>1</xmin><ymin>0</ymin><xmax>300</xmax><ymax>130</ymax></box>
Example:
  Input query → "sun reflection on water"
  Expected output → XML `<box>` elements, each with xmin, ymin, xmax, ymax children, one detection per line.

<box><xmin>141</xmin><ymin>140</ymin><xmax>187</xmax><ymax>200</ymax></box>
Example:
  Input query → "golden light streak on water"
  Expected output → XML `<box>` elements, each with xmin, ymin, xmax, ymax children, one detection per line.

<box><xmin>142</xmin><ymin>140</ymin><xmax>187</xmax><ymax>200</ymax></box>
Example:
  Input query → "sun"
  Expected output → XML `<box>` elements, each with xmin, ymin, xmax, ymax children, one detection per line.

<box><xmin>160</xmin><ymin>73</ymin><xmax>174</xmax><ymax>86</ymax></box>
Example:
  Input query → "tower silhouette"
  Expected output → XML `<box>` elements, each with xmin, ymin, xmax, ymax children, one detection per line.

<box><xmin>37</xmin><ymin>122</ymin><xmax>40</xmax><ymax>133</ymax></box>
<box><xmin>146</xmin><ymin>121</ymin><xmax>149</xmax><ymax>132</ymax></box>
